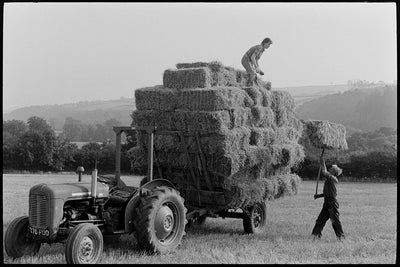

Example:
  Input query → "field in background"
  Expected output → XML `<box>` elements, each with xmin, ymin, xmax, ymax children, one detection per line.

<box><xmin>2</xmin><ymin>174</ymin><xmax>397</xmax><ymax>264</ymax></box>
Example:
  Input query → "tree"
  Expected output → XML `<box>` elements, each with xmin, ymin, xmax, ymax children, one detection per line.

<box><xmin>3</xmin><ymin>120</ymin><xmax>28</xmax><ymax>169</ymax></box>
<box><xmin>62</xmin><ymin>117</ymin><xmax>85</xmax><ymax>141</ymax></box>
<box><xmin>17</xmin><ymin>117</ymin><xmax>58</xmax><ymax>171</ymax></box>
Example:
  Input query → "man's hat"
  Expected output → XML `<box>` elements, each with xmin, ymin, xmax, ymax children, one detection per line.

<box><xmin>329</xmin><ymin>164</ymin><xmax>342</xmax><ymax>176</ymax></box>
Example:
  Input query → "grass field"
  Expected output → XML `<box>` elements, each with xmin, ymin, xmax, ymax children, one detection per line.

<box><xmin>2</xmin><ymin>174</ymin><xmax>397</xmax><ymax>264</ymax></box>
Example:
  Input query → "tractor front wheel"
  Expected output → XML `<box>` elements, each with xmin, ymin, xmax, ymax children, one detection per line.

<box><xmin>134</xmin><ymin>186</ymin><xmax>187</xmax><ymax>253</ymax></box>
<box><xmin>5</xmin><ymin>216</ymin><xmax>41</xmax><ymax>258</ymax></box>
<box><xmin>65</xmin><ymin>223</ymin><xmax>103</xmax><ymax>264</ymax></box>
<box><xmin>243</xmin><ymin>202</ymin><xmax>267</xmax><ymax>234</ymax></box>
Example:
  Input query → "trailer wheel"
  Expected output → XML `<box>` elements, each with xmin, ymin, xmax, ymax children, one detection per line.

<box><xmin>134</xmin><ymin>186</ymin><xmax>187</xmax><ymax>253</ymax></box>
<box><xmin>65</xmin><ymin>223</ymin><xmax>103</xmax><ymax>264</ymax></box>
<box><xmin>243</xmin><ymin>202</ymin><xmax>267</xmax><ymax>234</ymax></box>
<box><xmin>5</xmin><ymin>216</ymin><xmax>41</xmax><ymax>258</ymax></box>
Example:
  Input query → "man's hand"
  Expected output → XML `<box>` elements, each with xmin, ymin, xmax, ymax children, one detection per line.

<box><xmin>259</xmin><ymin>70</ymin><xmax>264</xmax><ymax>76</ymax></box>
<box><xmin>314</xmin><ymin>194</ymin><xmax>318</xmax><ymax>200</ymax></box>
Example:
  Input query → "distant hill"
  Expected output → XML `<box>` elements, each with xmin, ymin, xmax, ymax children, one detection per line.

<box><xmin>295</xmin><ymin>85</ymin><xmax>397</xmax><ymax>133</ymax></box>
<box><xmin>6</xmin><ymin>83</ymin><xmax>391</xmax><ymax>134</ymax></box>
<box><xmin>275</xmin><ymin>84</ymin><xmax>350</xmax><ymax>107</ymax></box>
<box><xmin>3</xmin><ymin>97</ymin><xmax>136</xmax><ymax>130</ymax></box>
<box><xmin>3</xmin><ymin>84</ymin><xmax>342</xmax><ymax>130</ymax></box>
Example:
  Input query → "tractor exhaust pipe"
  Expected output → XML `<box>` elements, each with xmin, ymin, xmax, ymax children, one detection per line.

<box><xmin>91</xmin><ymin>160</ymin><xmax>98</xmax><ymax>199</ymax></box>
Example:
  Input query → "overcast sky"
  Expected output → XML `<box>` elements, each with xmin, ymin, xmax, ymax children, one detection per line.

<box><xmin>3</xmin><ymin>2</ymin><xmax>397</xmax><ymax>111</ymax></box>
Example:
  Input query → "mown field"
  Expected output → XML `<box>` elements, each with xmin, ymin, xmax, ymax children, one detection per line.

<box><xmin>2</xmin><ymin>174</ymin><xmax>397</xmax><ymax>264</ymax></box>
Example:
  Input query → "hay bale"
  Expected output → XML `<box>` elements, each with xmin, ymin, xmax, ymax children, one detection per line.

<box><xmin>264</xmin><ymin>173</ymin><xmax>301</xmax><ymax>199</ymax></box>
<box><xmin>304</xmin><ymin>120</ymin><xmax>348</xmax><ymax>150</ymax></box>
<box><xmin>179</xmin><ymin>86</ymin><xmax>253</xmax><ymax>111</ymax></box>
<box><xmin>176</xmin><ymin>61</ymin><xmax>243</xmax><ymax>87</ymax></box>
<box><xmin>132</xmin><ymin>109</ymin><xmax>232</xmax><ymax>134</ymax></box>
<box><xmin>137</xmin><ymin>126</ymin><xmax>251</xmax><ymax>155</ymax></box>
<box><xmin>176</xmin><ymin>61</ymin><xmax>224</xmax><ymax>70</ymax></box>
<box><xmin>224</xmin><ymin>171</ymin><xmax>302</xmax><ymax>206</ymax></box>
<box><xmin>271</xmin><ymin>90</ymin><xmax>295</xmax><ymax>111</ymax></box>
<box><xmin>270</xmin><ymin>141</ymin><xmax>305</xmax><ymax>168</ymax></box>
<box><xmin>135</xmin><ymin>85</ymin><xmax>254</xmax><ymax>111</ymax></box>
<box><xmin>134</xmin><ymin>85</ymin><xmax>178</xmax><ymax>111</ymax></box>
<box><xmin>249</xmin><ymin>127</ymin><xmax>276</xmax><ymax>146</ymax></box>
<box><xmin>248</xmin><ymin>106</ymin><xmax>276</xmax><ymax>127</ymax></box>
<box><xmin>163</xmin><ymin>67</ymin><xmax>212</xmax><ymax>89</ymax></box>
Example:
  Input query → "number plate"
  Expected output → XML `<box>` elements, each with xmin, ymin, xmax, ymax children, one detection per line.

<box><xmin>29</xmin><ymin>226</ymin><xmax>50</xmax><ymax>237</ymax></box>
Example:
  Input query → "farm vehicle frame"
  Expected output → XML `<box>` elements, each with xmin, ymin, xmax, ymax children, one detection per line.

<box><xmin>5</xmin><ymin>126</ymin><xmax>267</xmax><ymax>264</ymax></box>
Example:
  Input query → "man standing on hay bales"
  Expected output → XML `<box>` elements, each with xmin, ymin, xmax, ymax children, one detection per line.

<box><xmin>241</xmin><ymin>37</ymin><xmax>272</xmax><ymax>87</ymax></box>
<box><xmin>312</xmin><ymin>156</ymin><xmax>346</xmax><ymax>241</ymax></box>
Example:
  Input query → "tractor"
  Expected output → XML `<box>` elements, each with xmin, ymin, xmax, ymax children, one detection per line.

<box><xmin>5</xmin><ymin>126</ymin><xmax>267</xmax><ymax>264</ymax></box>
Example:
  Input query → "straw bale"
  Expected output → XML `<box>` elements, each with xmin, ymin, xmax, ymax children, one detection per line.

<box><xmin>135</xmin><ymin>86</ymin><xmax>253</xmax><ymax>111</ymax></box>
<box><xmin>178</xmin><ymin>86</ymin><xmax>253</xmax><ymax>111</ymax></box>
<box><xmin>248</xmin><ymin>106</ymin><xmax>276</xmax><ymax>127</ymax></box>
<box><xmin>263</xmin><ymin>173</ymin><xmax>301</xmax><ymax>199</ymax></box>
<box><xmin>135</xmin><ymin>85</ymin><xmax>178</xmax><ymax>111</ymax></box>
<box><xmin>270</xmin><ymin>142</ymin><xmax>305</xmax><ymax>168</ymax></box>
<box><xmin>132</xmin><ymin>109</ymin><xmax>234</xmax><ymax>134</ymax></box>
<box><xmin>243</xmin><ymin>86</ymin><xmax>263</xmax><ymax>106</ymax></box>
<box><xmin>271</xmin><ymin>90</ymin><xmax>295</xmax><ymax>111</ymax></box>
<box><xmin>176</xmin><ymin>61</ymin><xmax>224</xmax><ymax>70</ymax></box>
<box><xmin>137</xmin><ymin>127</ymin><xmax>251</xmax><ymax>155</ymax></box>
<box><xmin>249</xmin><ymin>127</ymin><xmax>276</xmax><ymax>146</ymax></box>
<box><xmin>176</xmin><ymin>61</ymin><xmax>242</xmax><ymax>87</ymax></box>
<box><xmin>163</xmin><ymin>67</ymin><xmax>212</xmax><ymax>89</ymax></box>
<box><xmin>224</xmin><ymin>171</ymin><xmax>302</xmax><ymax>206</ymax></box>
<box><xmin>304</xmin><ymin>120</ymin><xmax>348</xmax><ymax>150</ymax></box>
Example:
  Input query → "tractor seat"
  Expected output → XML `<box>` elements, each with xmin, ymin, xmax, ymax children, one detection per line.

<box><xmin>107</xmin><ymin>186</ymin><xmax>138</xmax><ymax>206</ymax></box>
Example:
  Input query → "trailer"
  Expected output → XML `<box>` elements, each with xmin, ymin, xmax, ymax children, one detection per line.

<box><xmin>5</xmin><ymin>126</ymin><xmax>266</xmax><ymax>264</ymax></box>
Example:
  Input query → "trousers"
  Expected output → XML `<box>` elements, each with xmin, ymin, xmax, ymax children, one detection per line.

<box><xmin>312</xmin><ymin>200</ymin><xmax>344</xmax><ymax>238</ymax></box>
<box><xmin>241</xmin><ymin>55</ymin><xmax>257</xmax><ymax>85</ymax></box>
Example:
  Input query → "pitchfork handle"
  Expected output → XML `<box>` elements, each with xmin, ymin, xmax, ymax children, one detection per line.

<box><xmin>315</xmin><ymin>148</ymin><xmax>325</xmax><ymax>195</ymax></box>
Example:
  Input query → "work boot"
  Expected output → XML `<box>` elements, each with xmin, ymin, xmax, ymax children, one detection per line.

<box><xmin>312</xmin><ymin>234</ymin><xmax>321</xmax><ymax>241</ymax></box>
<box><xmin>337</xmin><ymin>235</ymin><xmax>346</xmax><ymax>241</ymax></box>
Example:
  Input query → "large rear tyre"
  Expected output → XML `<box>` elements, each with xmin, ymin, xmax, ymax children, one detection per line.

<box><xmin>5</xmin><ymin>216</ymin><xmax>41</xmax><ymax>258</ymax></box>
<box><xmin>134</xmin><ymin>186</ymin><xmax>187</xmax><ymax>253</ymax></box>
<box><xmin>65</xmin><ymin>223</ymin><xmax>103</xmax><ymax>264</ymax></box>
<box><xmin>243</xmin><ymin>202</ymin><xmax>267</xmax><ymax>234</ymax></box>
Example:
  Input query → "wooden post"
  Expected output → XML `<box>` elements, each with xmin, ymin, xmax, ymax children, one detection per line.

<box><xmin>147</xmin><ymin>129</ymin><xmax>154</xmax><ymax>182</ymax></box>
<box><xmin>115</xmin><ymin>129</ymin><xmax>122</xmax><ymax>187</ymax></box>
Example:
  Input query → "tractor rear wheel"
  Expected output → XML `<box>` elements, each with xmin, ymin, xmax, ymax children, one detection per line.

<box><xmin>5</xmin><ymin>216</ymin><xmax>41</xmax><ymax>258</ymax></box>
<box><xmin>243</xmin><ymin>202</ymin><xmax>267</xmax><ymax>234</ymax></box>
<box><xmin>65</xmin><ymin>223</ymin><xmax>103</xmax><ymax>264</ymax></box>
<box><xmin>134</xmin><ymin>186</ymin><xmax>187</xmax><ymax>253</ymax></box>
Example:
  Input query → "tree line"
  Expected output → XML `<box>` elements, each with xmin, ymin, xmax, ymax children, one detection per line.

<box><xmin>3</xmin><ymin>116</ymin><xmax>397</xmax><ymax>181</ymax></box>
<box><xmin>3</xmin><ymin>116</ymin><xmax>135</xmax><ymax>173</ymax></box>
<box><xmin>294</xmin><ymin>127</ymin><xmax>397</xmax><ymax>181</ymax></box>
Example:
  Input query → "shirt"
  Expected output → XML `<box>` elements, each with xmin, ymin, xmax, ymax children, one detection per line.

<box><xmin>322</xmin><ymin>170</ymin><xmax>338</xmax><ymax>201</ymax></box>
<box><xmin>244</xmin><ymin>44</ymin><xmax>265</xmax><ymax>63</ymax></box>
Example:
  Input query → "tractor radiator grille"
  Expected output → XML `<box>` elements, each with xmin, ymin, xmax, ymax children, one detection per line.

<box><xmin>29</xmin><ymin>194</ymin><xmax>49</xmax><ymax>228</ymax></box>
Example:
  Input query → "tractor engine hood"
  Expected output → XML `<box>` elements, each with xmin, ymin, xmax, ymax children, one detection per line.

<box><xmin>30</xmin><ymin>182</ymin><xmax>109</xmax><ymax>201</ymax></box>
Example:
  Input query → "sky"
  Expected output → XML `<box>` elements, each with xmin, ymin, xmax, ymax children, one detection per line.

<box><xmin>3</xmin><ymin>2</ymin><xmax>397</xmax><ymax>112</ymax></box>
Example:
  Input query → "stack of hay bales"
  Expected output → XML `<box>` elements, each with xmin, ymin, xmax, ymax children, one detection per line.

<box><xmin>128</xmin><ymin>61</ymin><xmax>304</xmax><ymax>208</ymax></box>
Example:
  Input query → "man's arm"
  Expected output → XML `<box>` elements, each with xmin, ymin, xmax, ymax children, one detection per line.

<box><xmin>320</xmin><ymin>157</ymin><xmax>338</xmax><ymax>183</ymax></box>
<box><xmin>314</xmin><ymin>193</ymin><xmax>324</xmax><ymax>199</ymax></box>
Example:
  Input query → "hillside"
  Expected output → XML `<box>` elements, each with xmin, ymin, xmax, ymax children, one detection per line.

<box><xmin>3</xmin><ymin>97</ymin><xmax>136</xmax><ymax>130</ymax></box>
<box><xmin>5</xmin><ymin>83</ymin><xmax>391</xmax><ymax>133</ymax></box>
<box><xmin>295</xmin><ymin>85</ymin><xmax>397</xmax><ymax>132</ymax></box>
<box><xmin>4</xmin><ymin>85</ymin><xmax>338</xmax><ymax>130</ymax></box>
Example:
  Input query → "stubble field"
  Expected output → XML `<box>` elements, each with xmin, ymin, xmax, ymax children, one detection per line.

<box><xmin>2</xmin><ymin>174</ymin><xmax>397</xmax><ymax>264</ymax></box>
